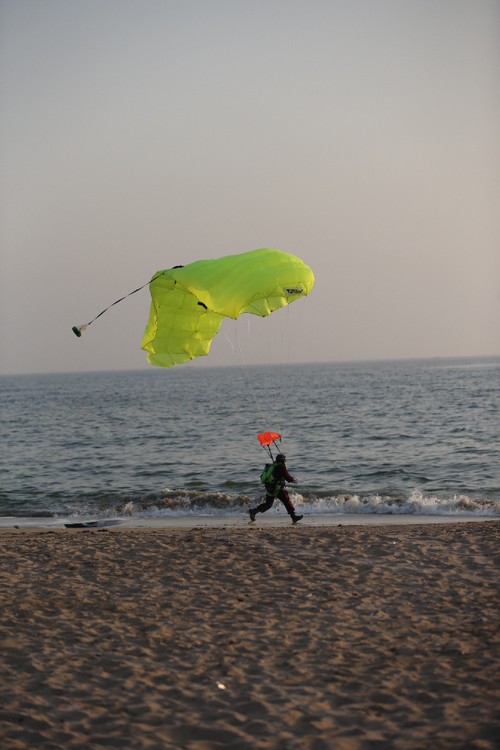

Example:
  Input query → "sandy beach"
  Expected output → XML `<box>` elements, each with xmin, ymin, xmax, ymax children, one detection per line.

<box><xmin>0</xmin><ymin>521</ymin><xmax>498</xmax><ymax>749</ymax></box>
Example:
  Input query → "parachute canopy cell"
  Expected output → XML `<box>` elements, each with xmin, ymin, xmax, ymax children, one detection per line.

<box><xmin>257</xmin><ymin>431</ymin><xmax>282</xmax><ymax>446</ymax></box>
<box><xmin>141</xmin><ymin>248</ymin><xmax>314</xmax><ymax>368</ymax></box>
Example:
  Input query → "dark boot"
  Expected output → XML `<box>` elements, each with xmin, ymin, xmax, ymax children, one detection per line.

<box><xmin>249</xmin><ymin>509</ymin><xmax>257</xmax><ymax>522</ymax></box>
<box><xmin>291</xmin><ymin>514</ymin><xmax>303</xmax><ymax>524</ymax></box>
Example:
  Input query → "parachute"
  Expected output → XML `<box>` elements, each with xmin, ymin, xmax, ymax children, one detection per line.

<box><xmin>257</xmin><ymin>431</ymin><xmax>282</xmax><ymax>461</ymax></box>
<box><xmin>72</xmin><ymin>248</ymin><xmax>314</xmax><ymax>368</ymax></box>
<box><xmin>141</xmin><ymin>248</ymin><xmax>314</xmax><ymax>367</ymax></box>
<box><xmin>257</xmin><ymin>431</ymin><xmax>282</xmax><ymax>447</ymax></box>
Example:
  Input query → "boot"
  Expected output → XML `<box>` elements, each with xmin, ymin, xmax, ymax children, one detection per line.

<box><xmin>249</xmin><ymin>509</ymin><xmax>257</xmax><ymax>522</ymax></box>
<box><xmin>291</xmin><ymin>514</ymin><xmax>303</xmax><ymax>524</ymax></box>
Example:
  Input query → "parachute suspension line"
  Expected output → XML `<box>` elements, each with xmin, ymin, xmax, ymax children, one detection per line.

<box><xmin>270</xmin><ymin>304</ymin><xmax>292</xmax><ymax>441</ymax></box>
<box><xmin>223</xmin><ymin>325</ymin><xmax>264</xmax><ymax>423</ymax></box>
<box><xmin>72</xmin><ymin>274</ymin><xmax>160</xmax><ymax>338</ymax></box>
<box><xmin>223</xmin><ymin>322</ymin><xmax>268</xmax><ymax>429</ymax></box>
<box><xmin>227</xmin><ymin>308</ymin><xmax>293</xmax><ymax>459</ymax></box>
<box><xmin>262</xmin><ymin>436</ymin><xmax>282</xmax><ymax>461</ymax></box>
<box><xmin>277</xmin><ymin>306</ymin><xmax>289</xmax><ymax>434</ymax></box>
<box><xmin>263</xmin><ymin>443</ymin><xmax>274</xmax><ymax>461</ymax></box>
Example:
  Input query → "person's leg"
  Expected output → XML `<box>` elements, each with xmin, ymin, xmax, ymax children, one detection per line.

<box><xmin>249</xmin><ymin>494</ymin><xmax>274</xmax><ymax>520</ymax></box>
<box><xmin>278</xmin><ymin>489</ymin><xmax>303</xmax><ymax>524</ymax></box>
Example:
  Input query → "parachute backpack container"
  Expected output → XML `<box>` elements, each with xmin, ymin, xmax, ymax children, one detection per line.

<box><xmin>72</xmin><ymin>247</ymin><xmax>314</xmax><ymax>368</ymax></box>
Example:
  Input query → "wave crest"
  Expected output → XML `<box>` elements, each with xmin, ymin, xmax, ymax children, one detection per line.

<box><xmin>114</xmin><ymin>488</ymin><xmax>500</xmax><ymax>519</ymax></box>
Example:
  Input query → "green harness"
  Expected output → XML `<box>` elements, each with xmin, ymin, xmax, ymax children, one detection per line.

<box><xmin>260</xmin><ymin>462</ymin><xmax>280</xmax><ymax>496</ymax></box>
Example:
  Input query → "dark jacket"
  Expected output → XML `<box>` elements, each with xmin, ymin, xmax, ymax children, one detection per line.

<box><xmin>272</xmin><ymin>462</ymin><xmax>295</xmax><ymax>484</ymax></box>
<box><xmin>265</xmin><ymin>462</ymin><xmax>295</xmax><ymax>495</ymax></box>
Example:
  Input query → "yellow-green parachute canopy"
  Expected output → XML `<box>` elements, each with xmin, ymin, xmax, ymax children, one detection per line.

<box><xmin>141</xmin><ymin>248</ymin><xmax>314</xmax><ymax>367</ymax></box>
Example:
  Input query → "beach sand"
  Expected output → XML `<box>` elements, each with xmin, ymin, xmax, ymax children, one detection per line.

<box><xmin>0</xmin><ymin>521</ymin><xmax>498</xmax><ymax>749</ymax></box>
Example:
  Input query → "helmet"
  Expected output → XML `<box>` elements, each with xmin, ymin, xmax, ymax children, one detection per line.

<box><xmin>275</xmin><ymin>454</ymin><xmax>286</xmax><ymax>464</ymax></box>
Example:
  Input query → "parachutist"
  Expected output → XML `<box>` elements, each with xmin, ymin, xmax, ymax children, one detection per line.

<box><xmin>250</xmin><ymin>454</ymin><xmax>303</xmax><ymax>524</ymax></box>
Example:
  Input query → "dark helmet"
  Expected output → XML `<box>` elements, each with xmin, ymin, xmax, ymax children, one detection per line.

<box><xmin>275</xmin><ymin>454</ymin><xmax>286</xmax><ymax>464</ymax></box>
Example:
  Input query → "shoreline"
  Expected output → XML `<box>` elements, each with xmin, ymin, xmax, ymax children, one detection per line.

<box><xmin>0</xmin><ymin>512</ymin><xmax>498</xmax><ymax>531</ymax></box>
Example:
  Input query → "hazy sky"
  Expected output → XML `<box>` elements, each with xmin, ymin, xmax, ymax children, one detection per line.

<box><xmin>1</xmin><ymin>0</ymin><xmax>499</xmax><ymax>375</ymax></box>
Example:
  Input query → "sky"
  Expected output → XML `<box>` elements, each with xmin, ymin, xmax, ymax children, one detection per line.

<box><xmin>1</xmin><ymin>0</ymin><xmax>499</xmax><ymax>375</ymax></box>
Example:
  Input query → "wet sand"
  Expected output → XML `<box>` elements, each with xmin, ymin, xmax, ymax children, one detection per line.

<box><xmin>0</xmin><ymin>521</ymin><xmax>498</xmax><ymax>749</ymax></box>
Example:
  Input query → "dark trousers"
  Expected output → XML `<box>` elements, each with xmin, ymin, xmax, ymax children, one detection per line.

<box><xmin>255</xmin><ymin>488</ymin><xmax>296</xmax><ymax>517</ymax></box>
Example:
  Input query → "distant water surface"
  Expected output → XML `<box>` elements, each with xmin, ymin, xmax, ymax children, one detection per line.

<box><xmin>1</xmin><ymin>357</ymin><xmax>499</xmax><ymax>521</ymax></box>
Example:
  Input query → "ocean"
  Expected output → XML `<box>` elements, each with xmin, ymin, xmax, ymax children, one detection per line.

<box><xmin>1</xmin><ymin>357</ymin><xmax>499</xmax><ymax>523</ymax></box>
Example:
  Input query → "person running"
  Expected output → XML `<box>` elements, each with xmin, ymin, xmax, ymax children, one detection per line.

<box><xmin>249</xmin><ymin>454</ymin><xmax>303</xmax><ymax>524</ymax></box>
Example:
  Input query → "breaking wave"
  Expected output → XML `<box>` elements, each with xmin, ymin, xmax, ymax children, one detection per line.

<box><xmin>2</xmin><ymin>487</ymin><xmax>498</xmax><ymax>521</ymax></box>
<box><xmin>111</xmin><ymin>488</ymin><xmax>500</xmax><ymax>519</ymax></box>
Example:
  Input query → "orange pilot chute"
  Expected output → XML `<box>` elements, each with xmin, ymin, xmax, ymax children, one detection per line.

<box><xmin>257</xmin><ymin>431</ymin><xmax>282</xmax><ymax>460</ymax></box>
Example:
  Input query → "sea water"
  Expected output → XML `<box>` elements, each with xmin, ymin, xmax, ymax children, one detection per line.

<box><xmin>1</xmin><ymin>357</ymin><xmax>499</xmax><ymax>522</ymax></box>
